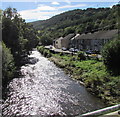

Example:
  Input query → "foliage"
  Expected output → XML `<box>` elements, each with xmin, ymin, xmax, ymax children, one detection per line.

<box><xmin>37</xmin><ymin>46</ymin><xmax>52</xmax><ymax>57</ymax></box>
<box><xmin>31</xmin><ymin>4</ymin><xmax>119</xmax><ymax>40</ymax></box>
<box><xmin>64</xmin><ymin>27</ymin><xmax>75</xmax><ymax>36</ymax></box>
<box><xmin>42</xmin><ymin>49</ymin><xmax>120</xmax><ymax>105</ymax></box>
<box><xmin>2</xmin><ymin>7</ymin><xmax>39</xmax><ymax>94</ymax></box>
<box><xmin>0</xmin><ymin>9</ymin><xmax>2</xmax><ymax>23</ymax></box>
<box><xmin>2</xmin><ymin>7</ymin><xmax>39</xmax><ymax>66</ymax></box>
<box><xmin>2</xmin><ymin>42</ymin><xmax>16</xmax><ymax>87</ymax></box>
<box><xmin>37</xmin><ymin>46</ymin><xmax>44</xmax><ymax>54</ymax></box>
<box><xmin>40</xmin><ymin>35</ymin><xmax>53</xmax><ymax>46</ymax></box>
<box><xmin>77</xmin><ymin>51</ymin><xmax>86</xmax><ymax>60</ymax></box>
<box><xmin>101</xmin><ymin>38</ymin><xmax>120</xmax><ymax>75</ymax></box>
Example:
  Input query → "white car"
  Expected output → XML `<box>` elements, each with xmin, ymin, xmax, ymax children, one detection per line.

<box><xmin>69</xmin><ymin>48</ymin><xmax>75</xmax><ymax>52</ymax></box>
<box><xmin>62</xmin><ymin>47</ymin><xmax>67</xmax><ymax>51</ymax></box>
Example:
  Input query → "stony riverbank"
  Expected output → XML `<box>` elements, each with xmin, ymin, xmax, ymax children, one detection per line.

<box><xmin>37</xmin><ymin>46</ymin><xmax>120</xmax><ymax>106</ymax></box>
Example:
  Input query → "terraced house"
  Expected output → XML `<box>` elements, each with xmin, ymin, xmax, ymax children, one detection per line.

<box><xmin>70</xmin><ymin>29</ymin><xmax>118</xmax><ymax>51</ymax></box>
<box><xmin>54</xmin><ymin>29</ymin><xmax>118</xmax><ymax>52</ymax></box>
<box><xmin>53</xmin><ymin>34</ymin><xmax>75</xmax><ymax>49</ymax></box>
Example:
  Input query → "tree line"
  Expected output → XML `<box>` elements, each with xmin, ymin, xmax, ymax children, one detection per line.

<box><xmin>31</xmin><ymin>4</ymin><xmax>119</xmax><ymax>46</ymax></box>
<box><xmin>1</xmin><ymin>8</ymin><xmax>39</xmax><ymax>93</ymax></box>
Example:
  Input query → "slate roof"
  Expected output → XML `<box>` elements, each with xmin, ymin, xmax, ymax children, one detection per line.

<box><xmin>53</xmin><ymin>37</ymin><xmax>63</xmax><ymax>41</ymax></box>
<box><xmin>61</xmin><ymin>33</ymin><xmax>75</xmax><ymax>40</ymax></box>
<box><xmin>56</xmin><ymin>37</ymin><xmax>64</xmax><ymax>41</ymax></box>
<box><xmin>75</xmin><ymin>29</ymin><xmax>118</xmax><ymax>40</ymax></box>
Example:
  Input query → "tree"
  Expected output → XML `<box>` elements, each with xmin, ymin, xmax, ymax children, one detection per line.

<box><xmin>2</xmin><ymin>42</ymin><xmax>15</xmax><ymax>86</ymax></box>
<box><xmin>23</xmin><ymin>23</ymin><xmax>39</xmax><ymax>51</ymax></box>
<box><xmin>31</xmin><ymin>4</ymin><xmax>118</xmax><ymax>41</ymax></box>
<box><xmin>40</xmin><ymin>35</ymin><xmax>52</xmax><ymax>46</ymax></box>
<box><xmin>2</xmin><ymin>7</ymin><xmax>40</xmax><ymax>99</ymax></box>
<box><xmin>2</xmin><ymin>7</ymin><xmax>39</xmax><ymax>66</ymax></box>
<box><xmin>0</xmin><ymin>9</ymin><xmax>2</xmax><ymax>23</ymax></box>
<box><xmin>101</xmin><ymin>38</ymin><xmax>120</xmax><ymax>75</ymax></box>
<box><xmin>64</xmin><ymin>27</ymin><xmax>75</xmax><ymax>36</ymax></box>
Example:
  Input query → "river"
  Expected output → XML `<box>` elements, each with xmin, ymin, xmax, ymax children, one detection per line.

<box><xmin>2</xmin><ymin>50</ymin><xmax>105</xmax><ymax>116</ymax></box>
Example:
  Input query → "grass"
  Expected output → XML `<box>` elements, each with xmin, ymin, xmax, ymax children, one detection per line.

<box><xmin>37</xmin><ymin>46</ymin><xmax>120</xmax><ymax>106</ymax></box>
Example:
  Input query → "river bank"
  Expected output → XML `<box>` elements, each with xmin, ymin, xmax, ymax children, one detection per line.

<box><xmin>37</xmin><ymin>46</ymin><xmax>120</xmax><ymax>106</ymax></box>
<box><xmin>3</xmin><ymin>50</ymin><xmax>105</xmax><ymax>116</ymax></box>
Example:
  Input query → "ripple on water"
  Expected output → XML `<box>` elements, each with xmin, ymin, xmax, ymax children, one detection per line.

<box><xmin>2</xmin><ymin>50</ymin><xmax>105</xmax><ymax>116</ymax></box>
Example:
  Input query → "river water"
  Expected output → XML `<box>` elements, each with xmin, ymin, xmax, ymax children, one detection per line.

<box><xmin>2</xmin><ymin>50</ymin><xmax>105</xmax><ymax>116</ymax></box>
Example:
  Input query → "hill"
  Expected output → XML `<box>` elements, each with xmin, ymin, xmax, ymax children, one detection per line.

<box><xmin>30</xmin><ymin>4</ymin><xmax>119</xmax><ymax>44</ymax></box>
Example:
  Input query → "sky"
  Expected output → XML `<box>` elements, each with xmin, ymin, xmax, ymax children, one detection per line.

<box><xmin>1</xmin><ymin>0</ymin><xmax>119</xmax><ymax>22</ymax></box>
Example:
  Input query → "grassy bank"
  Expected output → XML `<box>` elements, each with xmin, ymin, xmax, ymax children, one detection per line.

<box><xmin>37</xmin><ymin>46</ymin><xmax>120</xmax><ymax>106</ymax></box>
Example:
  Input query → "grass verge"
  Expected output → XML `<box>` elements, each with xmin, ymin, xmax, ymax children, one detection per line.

<box><xmin>37</xmin><ymin>46</ymin><xmax>120</xmax><ymax>106</ymax></box>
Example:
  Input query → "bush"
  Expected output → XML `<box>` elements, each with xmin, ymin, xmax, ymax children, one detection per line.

<box><xmin>2</xmin><ymin>42</ymin><xmax>16</xmax><ymax>86</ymax></box>
<box><xmin>43</xmin><ymin>49</ymin><xmax>51</xmax><ymax>57</ymax></box>
<box><xmin>37</xmin><ymin>46</ymin><xmax>52</xmax><ymax>58</ymax></box>
<box><xmin>101</xmin><ymin>39</ymin><xmax>120</xmax><ymax>75</ymax></box>
<box><xmin>40</xmin><ymin>35</ymin><xmax>53</xmax><ymax>46</ymax></box>
<box><xmin>77</xmin><ymin>51</ymin><xmax>86</xmax><ymax>60</ymax></box>
<box><xmin>37</xmin><ymin>46</ymin><xmax>44</xmax><ymax>54</ymax></box>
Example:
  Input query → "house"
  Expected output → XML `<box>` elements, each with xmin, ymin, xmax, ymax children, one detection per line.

<box><xmin>53</xmin><ymin>34</ymin><xmax>75</xmax><ymax>49</ymax></box>
<box><xmin>53</xmin><ymin>29</ymin><xmax>118</xmax><ymax>52</ymax></box>
<box><xmin>53</xmin><ymin>37</ymin><xmax>63</xmax><ymax>49</ymax></box>
<box><xmin>61</xmin><ymin>33</ymin><xmax>75</xmax><ymax>49</ymax></box>
<box><xmin>70</xmin><ymin>29</ymin><xmax>118</xmax><ymax>51</ymax></box>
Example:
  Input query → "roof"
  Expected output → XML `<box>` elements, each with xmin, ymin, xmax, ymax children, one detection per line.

<box><xmin>71</xmin><ymin>34</ymin><xmax>80</xmax><ymax>40</ymax></box>
<box><xmin>62</xmin><ymin>33</ymin><xmax>75</xmax><ymax>40</ymax></box>
<box><xmin>54</xmin><ymin>34</ymin><xmax>75</xmax><ymax>41</ymax></box>
<box><xmin>75</xmin><ymin>29</ymin><xmax>118</xmax><ymax>40</ymax></box>
<box><xmin>53</xmin><ymin>37</ymin><xmax>63</xmax><ymax>41</ymax></box>
<box><xmin>55</xmin><ymin>37</ymin><xmax>64</xmax><ymax>41</ymax></box>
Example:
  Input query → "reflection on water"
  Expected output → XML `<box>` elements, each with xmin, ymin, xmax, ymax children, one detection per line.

<box><xmin>2</xmin><ymin>51</ymin><xmax>105</xmax><ymax>116</ymax></box>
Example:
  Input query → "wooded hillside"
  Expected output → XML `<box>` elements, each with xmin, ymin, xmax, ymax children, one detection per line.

<box><xmin>31</xmin><ymin>4</ymin><xmax>119</xmax><ymax>41</ymax></box>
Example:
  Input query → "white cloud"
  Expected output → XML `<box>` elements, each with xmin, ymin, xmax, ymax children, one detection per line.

<box><xmin>59</xmin><ymin>4</ymin><xmax>87</xmax><ymax>9</ymax></box>
<box><xmin>19</xmin><ymin>8</ymin><xmax>62</xmax><ymax>20</ymax></box>
<box><xmin>51</xmin><ymin>1</ymin><xmax>60</xmax><ymax>5</ymax></box>
<box><xmin>19</xmin><ymin>11</ymin><xmax>49</xmax><ymax>20</ymax></box>
<box><xmin>37</xmin><ymin>5</ymin><xmax>56</xmax><ymax>11</ymax></box>
<box><xmin>109</xmin><ymin>3</ymin><xmax>118</xmax><ymax>8</ymax></box>
<box><xmin>19</xmin><ymin>3</ymin><xmax>87</xmax><ymax>21</ymax></box>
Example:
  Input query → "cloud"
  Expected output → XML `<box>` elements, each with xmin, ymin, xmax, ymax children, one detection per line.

<box><xmin>37</xmin><ymin>5</ymin><xmax>56</xmax><ymax>11</ymax></box>
<box><xmin>51</xmin><ymin>1</ymin><xmax>60</xmax><ymax>5</ymax></box>
<box><xmin>19</xmin><ymin>3</ymin><xmax>87</xmax><ymax>22</ymax></box>
<box><xmin>109</xmin><ymin>2</ymin><xmax>118</xmax><ymax>8</ymax></box>
<box><xmin>19</xmin><ymin>8</ymin><xmax>62</xmax><ymax>21</ymax></box>
<box><xmin>19</xmin><ymin>5</ymin><xmax>57</xmax><ymax>21</ymax></box>
<box><xmin>59</xmin><ymin>4</ymin><xmax>87</xmax><ymax>9</ymax></box>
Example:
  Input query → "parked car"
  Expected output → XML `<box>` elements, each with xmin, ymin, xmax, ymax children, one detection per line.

<box><xmin>74</xmin><ymin>49</ymin><xmax>79</xmax><ymax>52</ymax></box>
<box><xmin>49</xmin><ymin>45</ymin><xmax>53</xmax><ymax>49</ymax></box>
<box><xmin>85</xmin><ymin>50</ymin><xmax>94</xmax><ymax>54</ymax></box>
<box><xmin>69</xmin><ymin>48</ymin><xmax>75</xmax><ymax>52</ymax></box>
<box><xmin>62</xmin><ymin>47</ymin><xmax>67</xmax><ymax>51</ymax></box>
<box><xmin>94</xmin><ymin>50</ymin><xmax>100</xmax><ymax>54</ymax></box>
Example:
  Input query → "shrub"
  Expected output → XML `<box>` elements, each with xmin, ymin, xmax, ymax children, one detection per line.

<box><xmin>2</xmin><ymin>42</ymin><xmax>16</xmax><ymax>86</ymax></box>
<box><xmin>43</xmin><ymin>49</ymin><xmax>48</xmax><ymax>57</ymax></box>
<box><xmin>46</xmin><ymin>51</ymin><xmax>52</xmax><ymax>58</ymax></box>
<box><xmin>43</xmin><ymin>49</ymin><xmax>51</xmax><ymax>57</ymax></box>
<box><xmin>37</xmin><ymin>46</ymin><xmax>52</xmax><ymax>58</ymax></box>
<box><xmin>59</xmin><ymin>52</ymin><xmax>64</xmax><ymax>56</ymax></box>
<box><xmin>101</xmin><ymin>39</ymin><xmax>120</xmax><ymax>75</ymax></box>
<box><xmin>77</xmin><ymin>51</ymin><xmax>86</xmax><ymax>60</ymax></box>
<box><xmin>37</xmin><ymin>46</ymin><xmax>44</xmax><ymax>54</ymax></box>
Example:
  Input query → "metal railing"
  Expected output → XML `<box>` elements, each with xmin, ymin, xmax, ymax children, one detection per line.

<box><xmin>77</xmin><ymin>104</ymin><xmax>120</xmax><ymax>117</ymax></box>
